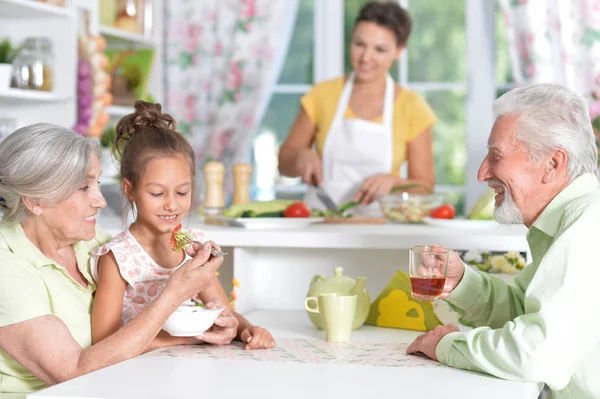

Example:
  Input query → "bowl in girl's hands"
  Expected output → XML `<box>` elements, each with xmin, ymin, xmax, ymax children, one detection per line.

<box><xmin>163</xmin><ymin>305</ymin><xmax>223</xmax><ymax>337</ymax></box>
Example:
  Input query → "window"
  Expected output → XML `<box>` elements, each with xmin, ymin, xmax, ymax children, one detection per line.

<box><xmin>495</xmin><ymin>0</ymin><xmax>516</xmax><ymax>96</ymax></box>
<box><xmin>254</xmin><ymin>0</ymin><xmax>500</xmax><ymax>215</ymax></box>
<box><xmin>252</xmin><ymin>0</ymin><xmax>314</xmax><ymax>200</ymax></box>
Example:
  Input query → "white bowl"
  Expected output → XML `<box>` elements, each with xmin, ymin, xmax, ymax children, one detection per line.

<box><xmin>163</xmin><ymin>306</ymin><xmax>223</xmax><ymax>337</ymax></box>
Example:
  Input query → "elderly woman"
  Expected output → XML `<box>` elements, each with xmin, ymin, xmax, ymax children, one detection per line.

<box><xmin>0</xmin><ymin>123</ymin><xmax>237</xmax><ymax>398</ymax></box>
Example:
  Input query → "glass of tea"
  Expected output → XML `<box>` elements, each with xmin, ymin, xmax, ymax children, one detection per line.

<box><xmin>409</xmin><ymin>245</ymin><xmax>450</xmax><ymax>300</ymax></box>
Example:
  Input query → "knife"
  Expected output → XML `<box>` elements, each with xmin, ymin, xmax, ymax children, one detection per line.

<box><xmin>315</xmin><ymin>183</ymin><xmax>431</xmax><ymax>217</ymax></box>
<box><xmin>312</xmin><ymin>177</ymin><xmax>341</xmax><ymax>214</ymax></box>
<box><xmin>315</xmin><ymin>186</ymin><xmax>341</xmax><ymax>214</ymax></box>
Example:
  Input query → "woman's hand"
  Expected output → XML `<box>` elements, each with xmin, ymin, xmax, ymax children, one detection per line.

<box><xmin>184</xmin><ymin>240</ymin><xmax>221</xmax><ymax>259</ymax></box>
<box><xmin>166</xmin><ymin>242</ymin><xmax>223</xmax><ymax>303</ymax></box>
<box><xmin>239</xmin><ymin>326</ymin><xmax>276</xmax><ymax>350</ymax></box>
<box><xmin>295</xmin><ymin>148</ymin><xmax>323</xmax><ymax>186</ymax></box>
<box><xmin>354</xmin><ymin>173</ymin><xmax>399</xmax><ymax>204</ymax></box>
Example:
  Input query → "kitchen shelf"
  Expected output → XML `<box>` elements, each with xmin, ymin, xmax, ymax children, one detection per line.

<box><xmin>0</xmin><ymin>0</ymin><xmax>74</xmax><ymax>19</ymax></box>
<box><xmin>0</xmin><ymin>88</ymin><xmax>69</xmax><ymax>103</ymax></box>
<box><xmin>107</xmin><ymin>105</ymin><xmax>134</xmax><ymax>118</ymax></box>
<box><xmin>99</xmin><ymin>26</ymin><xmax>155</xmax><ymax>48</ymax></box>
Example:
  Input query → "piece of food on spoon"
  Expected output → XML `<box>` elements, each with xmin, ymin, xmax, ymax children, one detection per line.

<box><xmin>170</xmin><ymin>223</ymin><xmax>194</xmax><ymax>252</ymax></box>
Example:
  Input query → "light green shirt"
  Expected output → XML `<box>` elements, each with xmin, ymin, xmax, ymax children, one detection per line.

<box><xmin>0</xmin><ymin>222</ymin><xmax>110</xmax><ymax>397</ymax></box>
<box><xmin>436</xmin><ymin>173</ymin><xmax>600</xmax><ymax>399</ymax></box>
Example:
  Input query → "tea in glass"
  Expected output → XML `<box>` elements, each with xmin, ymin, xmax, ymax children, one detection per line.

<box><xmin>409</xmin><ymin>246</ymin><xmax>450</xmax><ymax>300</ymax></box>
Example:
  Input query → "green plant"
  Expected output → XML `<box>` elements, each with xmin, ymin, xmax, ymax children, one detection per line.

<box><xmin>0</xmin><ymin>38</ymin><xmax>18</xmax><ymax>64</ymax></box>
<box><xmin>100</xmin><ymin>126</ymin><xmax>115</xmax><ymax>148</ymax></box>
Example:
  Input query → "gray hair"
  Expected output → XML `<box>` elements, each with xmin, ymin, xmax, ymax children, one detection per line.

<box><xmin>0</xmin><ymin>123</ymin><xmax>102</xmax><ymax>222</ymax></box>
<box><xmin>493</xmin><ymin>83</ymin><xmax>598</xmax><ymax>180</ymax></box>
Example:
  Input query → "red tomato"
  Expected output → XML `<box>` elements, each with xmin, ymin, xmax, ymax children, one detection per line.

<box><xmin>284</xmin><ymin>202</ymin><xmax>311</xmax><ymax>218</ymax></box>
<box><xmin>430</xmin><ymin>204</ymin><xmax>456</xmax><ymax>219</ymax></box>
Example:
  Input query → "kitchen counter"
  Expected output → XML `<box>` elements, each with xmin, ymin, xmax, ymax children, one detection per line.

<box><xmin>98</xmin><ymin>212</ymin><xmax>528</xmax><ymax>251</ymax></box>
<box><xmin>96</xmin><ymin>212</ymin><xmax>528</xmax><ymax>317</ymax></box>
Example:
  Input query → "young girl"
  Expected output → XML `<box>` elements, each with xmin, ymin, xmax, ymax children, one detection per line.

<box><xmin>90</xmin><ymin>101</ymin><xmax>275</xmax><ymax>351</ymax></box>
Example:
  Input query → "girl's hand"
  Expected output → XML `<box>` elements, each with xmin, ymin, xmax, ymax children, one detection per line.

<box><xmin>239</xmin><ymin>326</ymin><xmax>276</xmax><ymax>350</ymax></box>
<box><xmin>166</xmin><ymin>242</ymin><xmax>223</xmax><ymax>303</ymax></box>
<box><xmin>354</xmin><ymin>174</ymin><xmax>398</xmax><ymax>205</ymax></box>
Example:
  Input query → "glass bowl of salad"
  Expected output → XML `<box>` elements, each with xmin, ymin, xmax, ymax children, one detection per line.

<box><xmin>379</xmin><ymin>192</ymin><xmax>444</xmax><ymax>224</ymax></box>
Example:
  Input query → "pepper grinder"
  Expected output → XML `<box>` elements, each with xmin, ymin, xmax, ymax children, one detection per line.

<box><xmin>232</xmin><ymin>163</ymin><xmax>252</xmax><ymax>205</ymax></box>
<box><xmin>203</xmin><ymin>161</ymin><xmax>225</xmax><ymax>215</ymax></box>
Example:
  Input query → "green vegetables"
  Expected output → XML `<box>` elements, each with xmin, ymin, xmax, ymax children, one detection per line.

<box><xmin>311</xmin><ymin>209</ymin><xmax>352</xmax><ymax>218</ymax></box>
<box><xmin>170</xmin><ymin>224</ymin><xmax>194</xmax><ymax>252</ymax></box>
<box><xmin>383</xmin><ymin>203</ymin><xmax>426</xmax><ymax>223</ymax></box>
<box><xmin>240</xmin><ymin>210</ymin><xmax>285</xmax><ymax>218</ymax></box>
<box><xmin>223</xmin><ymin>200</ymin><xmax>294</xmax><ymax>218</ymax></box>
<box><xmin>467</xmin><ymin>188</ymin><xmax>495</xmax><ymax>220</ymax></box>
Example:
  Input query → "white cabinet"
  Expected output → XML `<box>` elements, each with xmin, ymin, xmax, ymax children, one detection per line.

<box><xmin>0</xmin><ymin>0</ymin><xmax>163</xmax><ymax>130</ymax></box>
<box><xmin>0</xmin><ymin>0</ymin><xmax>76</xmax><ymax>128</ymax></box>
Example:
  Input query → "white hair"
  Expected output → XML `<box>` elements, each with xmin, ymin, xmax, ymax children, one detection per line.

<box><xmin>493</xmin><ymin>83</ymin><xmax>597</xmax><ymax>180</ymax></box>
<box><xmin>0</xmin><ymin>123</ymin><xmax>102</xmax><ymax>222</ymax></box>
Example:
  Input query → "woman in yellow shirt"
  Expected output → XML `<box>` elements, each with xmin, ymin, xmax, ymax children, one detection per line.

<box><xmin>279</xmin><ymin>1</ymin><xmax>437</xmax><ymax>216</ymax></box>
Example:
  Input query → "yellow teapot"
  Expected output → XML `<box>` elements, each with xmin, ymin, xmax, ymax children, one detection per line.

<box><xmin>306</xmin><ymin>266</ymin><xmax>371</xmax><ymax>330</ymax></box>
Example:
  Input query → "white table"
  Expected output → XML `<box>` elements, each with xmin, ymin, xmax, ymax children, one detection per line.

<box><xmin>30</xmin><ymin>310</ymin><xmax>542</xmax><ymax>399</ymax></box>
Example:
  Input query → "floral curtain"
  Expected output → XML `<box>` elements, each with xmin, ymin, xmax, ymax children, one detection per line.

<box><xmin>165</xmin><ymin>0</ymin><xmax>298</xmax><ymax>203</ymax></box>
<box><xmin>499</xmin><ymin>0</ymin><xmax>600</xmax><ymax>96</ymax></box>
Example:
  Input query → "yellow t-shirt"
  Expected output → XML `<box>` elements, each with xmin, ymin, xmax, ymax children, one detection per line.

<box><xmin>0</xmin><ymin>222</ymin><xmax>110</xmax><ymax>396</ymax></box>
<box><xmin>300</xmin><ymin>76</ymin><xmax>437</xmax><ymax>175</ymax></box>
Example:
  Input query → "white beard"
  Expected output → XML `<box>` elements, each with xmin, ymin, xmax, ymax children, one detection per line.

<box><xmin>491</xmin><ymin>182</ymin><xmax>524</xmax><ymax>225</ymax></box>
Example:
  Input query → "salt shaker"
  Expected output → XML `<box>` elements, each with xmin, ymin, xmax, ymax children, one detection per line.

<box><xmin>232</xmin><ymin>163</ymin><xmax>252</xmax><ymax>205</ymax></box>
<box><xmin>203</xmin><ymin>161</ymin><xmax>225</xmax><ymax>215</ymax></box>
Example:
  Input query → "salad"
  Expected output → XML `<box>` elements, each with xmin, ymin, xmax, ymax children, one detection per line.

<box><xmin>170</xmin><ymin>224</ymin><xmax>193</xmax><ymax>252</ymax></box>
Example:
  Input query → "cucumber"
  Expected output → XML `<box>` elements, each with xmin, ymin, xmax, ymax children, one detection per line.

<box><xmin>223</xmin><ymin>200</ymin><xmax>295</xmax><ymax>218</ymax></box>
<box><xmin>241</xmin><ymin>210</ymin><xmax>257</xmax><ymax>218</ymax></box>
<box><xmin>255</xmin><ymin>211</ymin><xmax>284</xmax><ymax>218</ymax></box>
<box><xmin>240</xmin><ymin>210</ymin><xmax>284</xmax><ymax>218</ymax></box>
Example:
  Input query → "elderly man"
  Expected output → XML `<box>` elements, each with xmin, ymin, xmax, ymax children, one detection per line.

<box><xmin>407</xmin><ymin>83</ymin><xmax>600</xmax><ymax>398</ymax></box>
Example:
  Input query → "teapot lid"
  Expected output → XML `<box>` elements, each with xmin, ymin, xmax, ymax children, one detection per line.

<box><xmin>328</xmin><ymin>266</ymin><xmax>355</xmax><ymax>287</ymax></box>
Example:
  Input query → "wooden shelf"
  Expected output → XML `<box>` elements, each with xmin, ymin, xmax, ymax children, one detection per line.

<box><xmin>107</xmin><ymin>105</ymin><xmax>134</xmax><ymax>118</ymax></box>
<box><xmin>0</xmin><ymin>0</ymin><xmax>74</xmax><ymax>18</ymax></box>
<box><xmin>99</xmin><ymin>26</ymin><xmax>155</xmax><ymax>48</ymax></box>
<box><xmin>0</xmin><ymin>88</ymin><xmax>69</xmax><ymax>103</ymax></box>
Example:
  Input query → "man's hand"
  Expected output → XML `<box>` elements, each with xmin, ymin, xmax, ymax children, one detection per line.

<box><xmin>406</xmin><ymin>324</ymin><xmax>460</xmax><ymax>361</ymax></box>
<box><xmin>440</xmin><ymin>250</ymin><xmax>466</xmax><ymax>299</ymax></box>
<box><xmin>239</xmin><ymin>326</ymin><xmax>275</xmax><ymax>350</ymax></box>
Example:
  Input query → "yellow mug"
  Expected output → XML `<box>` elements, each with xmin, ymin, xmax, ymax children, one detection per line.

<box><xmin>305</xmin><ymin>293</ymin><xmax>357</xmax><ymax>342</ymax></box>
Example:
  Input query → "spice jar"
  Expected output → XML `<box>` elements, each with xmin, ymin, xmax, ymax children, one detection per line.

<box><xmin>12</xmin><ymin>38</ymin><xmax>54</xmax><ymax>91</ymax></box>
<box><xmin>203</xmin><ymin>161</ymin><xmax>225</xmax><ymax>215</ymax></box>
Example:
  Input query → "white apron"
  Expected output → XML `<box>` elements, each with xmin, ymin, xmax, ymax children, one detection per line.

<box><xmin>305</xmin><ymin>72</ymin><xmax>394</xmax><ymax>217</ymax></box>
